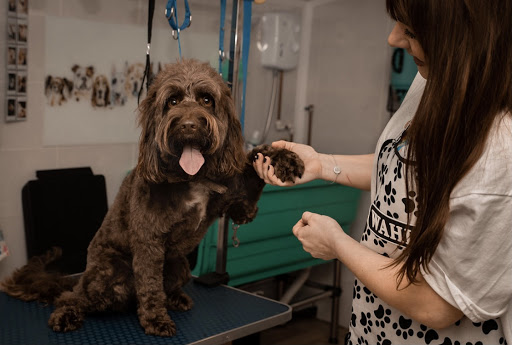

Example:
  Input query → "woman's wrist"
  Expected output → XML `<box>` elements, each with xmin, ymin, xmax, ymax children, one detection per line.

<box><xmin>320</xmin><ymin>153</ymin><xmax>341</xmax><ymax>183</ymax></box>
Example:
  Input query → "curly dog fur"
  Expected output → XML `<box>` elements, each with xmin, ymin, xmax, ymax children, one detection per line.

<box><xmin>1</xmin><ymin>59</ymin><xmax>304</xmax><ymax>337</ymax></box>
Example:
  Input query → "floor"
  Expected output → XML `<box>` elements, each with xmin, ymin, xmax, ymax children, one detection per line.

<box><xmin>239</xmin><ymin>311</ymin><xmax>349</xmax><ymax>345</ymax></box>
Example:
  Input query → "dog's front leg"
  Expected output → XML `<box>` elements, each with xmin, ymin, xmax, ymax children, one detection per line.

<box><xmin>133</xmin><ymin>245</ymin><xmax>176</xmax><ymax>337</ymax></box>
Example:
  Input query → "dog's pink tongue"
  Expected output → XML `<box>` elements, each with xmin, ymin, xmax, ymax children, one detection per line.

<box><xmin>179</xmin><ymin>146</ymin><xmax>205</xmax><ymax>175</ymax></box>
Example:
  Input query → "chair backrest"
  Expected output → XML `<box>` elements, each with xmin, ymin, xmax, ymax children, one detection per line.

<box><xmin>22</xmin><ymin>167</ymin><xmax>108</xmax><ymax>274</ymax></box>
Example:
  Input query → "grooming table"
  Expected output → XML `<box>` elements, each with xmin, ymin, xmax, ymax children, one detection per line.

<box><xmin>0</xmin><ymin>281</ymin><xmax>291</xmax><ymax>345</ymax></box>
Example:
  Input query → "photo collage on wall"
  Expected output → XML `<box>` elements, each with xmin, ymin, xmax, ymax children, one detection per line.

<box><xmin>6</xmin><ymin>0</ymin><xmax>28</xmax><ymax>122</ymax></box>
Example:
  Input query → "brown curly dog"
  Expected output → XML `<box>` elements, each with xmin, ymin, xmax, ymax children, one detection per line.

<box><xmin>1</xmin><ymin>59</ymin><xmax>304</xmax><ymax>337</ymax></box>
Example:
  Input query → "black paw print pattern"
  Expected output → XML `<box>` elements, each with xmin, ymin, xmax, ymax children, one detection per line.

<box><xmin>379</xmin><ymin>163</ymin><xmax>389</xmax><ymax>186</ymax></box>
<box><xmin>376</xmin><ymin>331</ymin><xmax>392</xmax><ymax>345</ymax></box>
<box><xmin>402</xmin><ymin>190</ymin><xmax>419</xmax><ymax>217</ymax></box>
<box><xmin>359</xmin><ymin>311</ymin><xmax>373</xmax><ymax>335</ymax></box>
<box><xmin>472</xmin><ymin>320</ymin><xmax>499</xmax><ymax>335</ymax></box>
<box><xmin>373</xmin><ymin>305</ymin><xmax>392</xmax><ymax>328</ymax></box>
<box><xmin>353</xmin><ymin>281</ymin><xmax>362</xmax><ymax>300</ymax></box>
<box><xmin>392</xmin><ymin>316</ymin><xmax>415</xmax><ymax>340</ymax></box>
<box><xmin>393</xmin><ymin>160</ymin><xmax>403</xmax><ymax>182</ymax></box>
<box><xmin>417</xmin><ymin>324</ymin><xmax>439</xmax><ymax>344</ymax></box>
<box><xmin>363</xmin><ymin>286</ymin><xmax>377</xmax><ymax>304</ymax></box>
<box><xmin>383</xmin><ymin>182</ymin><xmax>397</xmax><ymax>206</ymax></box>
<box><xmin>378</xmin><ymin>139</ymin><xmax>394</xmax><ymax>160</ymax></box>
<box><xmin>386</xmin><ymin>210</ymin><xmax>399</xmax><ymax>220</ymax></box>
<box><xmin>362</xmin><ymin>227</ymin><xmax>371</xmax><ymax>242</ymax></box>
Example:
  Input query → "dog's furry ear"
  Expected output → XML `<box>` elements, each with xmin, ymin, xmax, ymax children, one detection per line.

<box><xmin>64</xmin><ymin>78</ymin><xmax>73</xmax><ymax>94</ymax></box>
<box><xmin>86</xmin><ymin>66</ymin><xmax>95</xmax><ymax>78</ymax></box>
<box><xmin>45</xmin><ymin>76</ymin><xmax>52</xmax><ymax>96</ymax></box>
<box><xmin>217</xmin><ymin>86</ymin><xmax>247</xmax><ymax>175</ymax></box>
<box><xmin>136</xmin><ymin>89</ymin><xmax>166</xmax><ymax>183</ymax></box>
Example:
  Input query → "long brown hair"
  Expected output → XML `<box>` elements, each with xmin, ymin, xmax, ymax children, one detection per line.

<box><xmin>386</xmin><ymin>0</ymin><xmax>512</xmax><ymax>285</ymax></box>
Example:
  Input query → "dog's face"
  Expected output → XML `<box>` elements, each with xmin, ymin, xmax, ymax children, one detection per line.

<box><xmin>125</xmin><ymin>63</ymin><xmax>145</xmax><ymax>97</ymax></box>
<box><xmin>110</xmin><ymin>67</ymin><xmax>127</xmax><ymax>105</ymax></box>
<box><xmin>71</xmin><ymin>65</ymin><xmax>94</xmax><ymax>91</ymax></box>
<box><xmin>91</xmin><ymin>75</ymin><xmax>110</xmax><ymax>107</ymax></box>
<box><xmin>137</xmin><ymin>59</ymin><xmax>246</xmax><ymax>183</ymax></box>
<box><xmin>45</xmin><ymin>76</ymin><xmax>73</xmax><ymax>105</ymax></box>
<box><xmin>8</xmin><ymin>48</ymin><xmax>16</xmax><ymax>65</ymax></box>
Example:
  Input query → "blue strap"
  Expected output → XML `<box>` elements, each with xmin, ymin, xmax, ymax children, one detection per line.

<box><xmin>165</xmin><ymin>0</ymin><xmax>192</xmax><ymax>59</ymax></box>
<box><xmin>165</xmin><ymin>0</ymin><xmax>191</xmax><ymax>31</ymax></box>
<box><xmin>219</xmin><ymin>0</ymin><xmax>227</xmax><ymax>74</ymax></box>
<box><xmin>240</xmin><ymin>0</ymin><xmax>252</xmax><ymax>134</ymax></box>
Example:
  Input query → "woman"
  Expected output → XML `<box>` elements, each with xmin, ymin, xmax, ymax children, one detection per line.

<box><xmin>253</xmin><ymin>1</ymin><xmax>512</xmax><ymax>344</ymax></box>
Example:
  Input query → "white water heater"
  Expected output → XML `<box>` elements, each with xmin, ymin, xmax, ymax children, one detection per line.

<box><xmin>258</xmin><ymin>12</ymin><xmax>300</xmax><ymax>70</ymax></box>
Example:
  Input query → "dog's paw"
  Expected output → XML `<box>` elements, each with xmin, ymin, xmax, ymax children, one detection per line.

<box><xmin>252</xmin><ymin>145</ymin><xmax>305</xmax><ymax>183</ymax></box>
<box><xmin>166</xmin><ymin>291</ymin><xmax>194</xmax><ymax>312</ymax></box>
<box><xmin>228</xmin><ymin>200</ymin><xmax>258</xmax><ymax>225</ymax></box>
<box><xmin>140</xmin><ymin>313</ymin><xmax>177</xmax><ymax>337</ymax></box>
<box><xmin>48</xmin><ymin>306</ymin><xmax>83</xmax><ymax>332</ymax></box>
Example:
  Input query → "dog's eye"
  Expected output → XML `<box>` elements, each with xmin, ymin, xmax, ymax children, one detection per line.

<box><xmin>168</xmin><ymin>97</ymin><xmax>179</xmax><ymax>106</ymax></box>
<box><xmin>200</xmin><ymin>95</ymin><xmax>214</xmax><ymax>107</ymax></box>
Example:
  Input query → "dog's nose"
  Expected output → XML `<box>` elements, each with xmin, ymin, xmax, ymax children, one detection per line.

<box><xmin>180</xmin><ymin>120</ymin><xmax>198</xmax><ymax>133</ymax></box>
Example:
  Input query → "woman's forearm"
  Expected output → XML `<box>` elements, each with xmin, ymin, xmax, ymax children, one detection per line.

<box><xmin>333</xmin><ymin>231</ymin><xmax>464</xmax><ymax>329</ymax></box>
<box><xmin>319</xmin><ymin>153</ymin><xmax>374</xmax><ymax>190</ymax></box>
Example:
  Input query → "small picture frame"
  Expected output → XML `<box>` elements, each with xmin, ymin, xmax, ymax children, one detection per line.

<box><xmin>8</xmin><ymin>0</ymin><xmax>17</xmax><ymax>16</ymax></box>
<box><xmin>16</xmin><ymin>98</ymin><xmax>27</xmax><ymax>120</ymax></box>
<box><xmin>7</xmin><ymin>45</ymin><xmax>17</xmax><ymax>69</ymax></box>
<box><xmin>16</xmin><ymin>0</ymin><xmax>28</xmax><ymax>17</ymax></box>
<box><xmin>6</xmin><ymin>98</ymin><xmax>17</xmax><ymax>122</ymax></box>
<box><xmin>17</xmin><ymin>71</ymin><xmax>27</xmax><ymax>94</ymax></box>
<box><xmin>7</xmin><ymin>72</ymin><xmax>16</xmax><ymax>94</ymax></box>
<box><xmin>17</xmin><ymin>46</ymin><xmax>27</xmax><ymax>69</ymax></box>
<box><xmin>7</xmin><ymin>18</ymin><xmax>17</xmax><ymax>42</ymax></box>
<box><xmin>17</xmin><ymin>20</ymin><xmax>27</xmax><ymax>43</ymax></box>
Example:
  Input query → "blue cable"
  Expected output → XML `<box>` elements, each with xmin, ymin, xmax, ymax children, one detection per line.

<box><xmin>219</xmin><ymin>0</ymin><xmax>227</xmax><ymax>75</ymax></box>
<box><xmin>240</xmin><ymin>0</ymin><xmax>253</xmax><ymax>134</ymax></box>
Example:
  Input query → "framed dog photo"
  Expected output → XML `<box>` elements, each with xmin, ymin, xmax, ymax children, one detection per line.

<box><xmin>7</xmin><ymin>45</ymin><xmax>17</xmax><ymax>69</ymax></box>
<box><xmin>17</xmin><ymin>46</ymin><xmax>27</xmax><ymax>69</ymax></box>
<box><xmin>7</xmin><ymin>18</ymin><xmax>17</xmax><ymax>43</ymax></box>
<box><xmin>7</xmin><ymin>73</ymin><xmax>17</xmax><ymax>95</ymax></box>
<box><xmin>16</xmin><ymin>98</ymin><xmax>27</xmax><ymax>121</ymax></box>
<box><xmin>17</xmin><ymin>72</ymin><xmax>27</xmax><ymax>94</ymax></box>
<box><xmin>17</xmin><ymin>19</ymin><xmax>27</xmax><ymax>43</ymax></box>
<box><xmin>16</xmin><ymin>0</ymin><xmax>28</xmax><ymax>18</ymax></box>
<box><xmin>6</xmin><ymin>98</ymin><xmax>17</xmax><ymax>122</ymax></box>
<box><xmin>8</xmin><ymin>0</ymin><xmax>17</xmax><ymax>16</ymax></box>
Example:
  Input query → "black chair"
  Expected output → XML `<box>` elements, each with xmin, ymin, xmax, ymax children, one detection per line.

<box><xmin>22</xmin><ymin>167</ymin><xmax>108</xmax><ymax>275</ymax></box>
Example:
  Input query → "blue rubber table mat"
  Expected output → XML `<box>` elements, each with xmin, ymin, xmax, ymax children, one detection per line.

<box><xmin>0</xmin><ymin>281</ymin><xmax>291</xmax><ymax>345</ymax></box>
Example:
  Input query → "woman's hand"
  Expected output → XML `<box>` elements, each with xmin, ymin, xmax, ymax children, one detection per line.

<box><xmin>253</xmin><ymin>141</ymin><xmax>322</xmax><ymax>186</ymax></box>
<box><xmin>292</xmin><ymin>211</ymin><xmax>346</xmax><ymax>260</ymax></box>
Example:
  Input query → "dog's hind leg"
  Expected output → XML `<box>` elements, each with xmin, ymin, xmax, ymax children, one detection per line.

<box><xmin>48</xmin><ymin>286</ymin><xmax>90</xmax><ymax>332</ymax></box>
<box><xmin>48</xmin><ymin>252</ymin><xmax>135</xmax><ymax>332</ymax></box>
<box><xmin>163</xmin><ymin>255</ymin><xmax>193</xmax><ymax>312</ymax></box>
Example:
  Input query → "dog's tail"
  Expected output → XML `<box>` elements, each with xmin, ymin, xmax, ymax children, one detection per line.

<box><xmin>0</xmin><ymin>247</ymin><xmax>77</xmax><ymax>304</ymax></box>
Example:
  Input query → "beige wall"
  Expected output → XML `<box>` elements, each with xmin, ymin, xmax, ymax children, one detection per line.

<box><xmin>0</xmin><ymin>0</ymin><xmax>393</xmax><ymax>330</ymax></box>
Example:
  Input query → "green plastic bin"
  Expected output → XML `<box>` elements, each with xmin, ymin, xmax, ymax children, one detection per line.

<box><xmin>191</xmin><ymin>180</ymin><xmax>361</xmax><ymax>286</ymax></box>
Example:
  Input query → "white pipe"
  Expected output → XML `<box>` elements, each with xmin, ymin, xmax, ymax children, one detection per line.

<box><xmin>260</xmin><ymin>70</ymin><xmax>279</xmax><ymax>144</ymax></box>
<box><xmin>293</xmin><ymin>0</ymin><xmax>337</xmax><ymax>144</ymax></box>
<box><xmin>292</xmin><ymin>3</ymin><xmax>313</xmax><ymax>144</ymax></box>
<box><xmin>280</xmin><ymin>267</ymin><xmax>312</xmax><ymax>304</ymax></box>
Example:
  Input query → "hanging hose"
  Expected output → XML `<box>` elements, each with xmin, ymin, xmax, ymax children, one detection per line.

<box><xmin>260</xmin><ymin>69</ymin><xmax>279</xmax><ymax>144</ymax></box>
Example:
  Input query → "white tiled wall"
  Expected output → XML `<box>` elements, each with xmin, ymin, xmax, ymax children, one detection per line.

<box><xmin>0</xmin><ymin>0</ymin><xmax>393</xmax><ymax>330</ymax></box>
